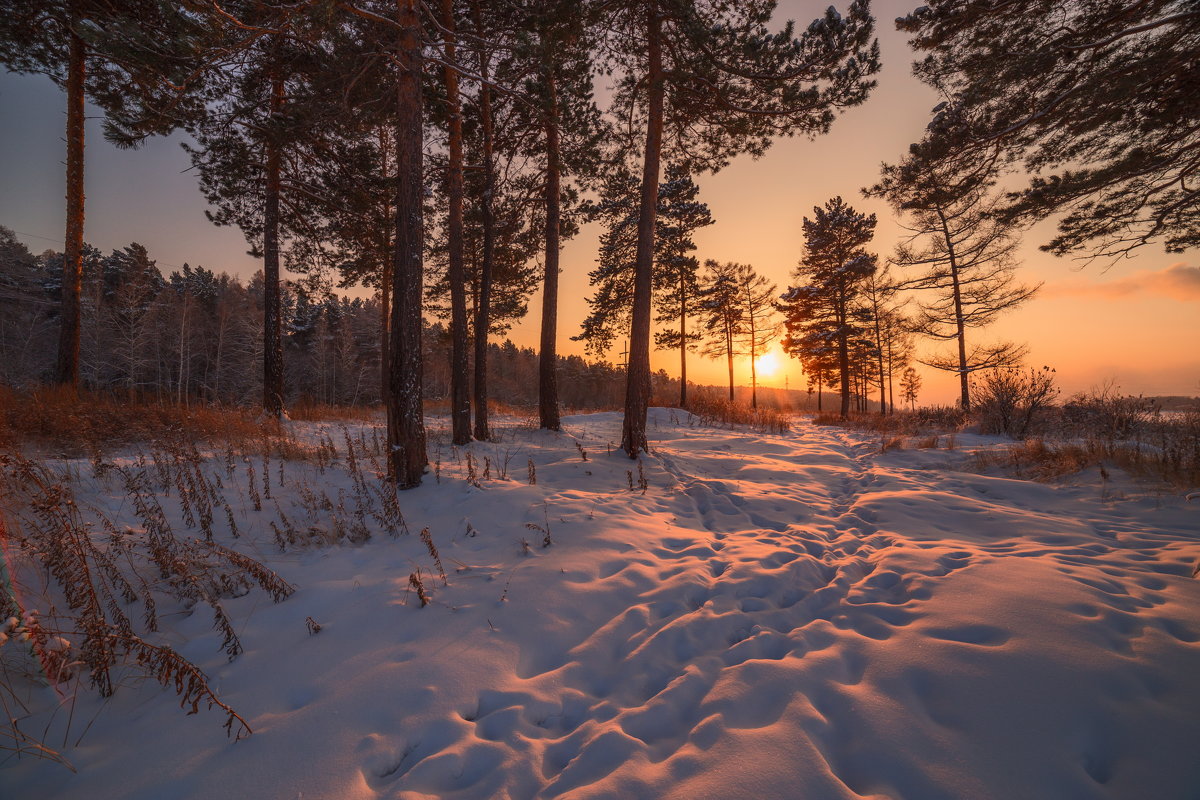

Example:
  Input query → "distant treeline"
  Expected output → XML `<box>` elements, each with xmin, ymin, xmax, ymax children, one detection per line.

<box><xmin>0</xmin><ymin>229</ymin><xmax>683</xmax><ymax>410</ymax></box>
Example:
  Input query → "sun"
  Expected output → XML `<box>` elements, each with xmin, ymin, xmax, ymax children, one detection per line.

<box><xmin>754</xmin><ymin>350</ymin><xmax>781</xmax><ymax>378</ymax></box>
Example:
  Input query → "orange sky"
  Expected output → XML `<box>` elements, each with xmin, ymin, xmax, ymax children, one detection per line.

<box><xmin>1</xmin><ymin>0</ymin><xmax>1196</xmax><ymax>403</ymax></box>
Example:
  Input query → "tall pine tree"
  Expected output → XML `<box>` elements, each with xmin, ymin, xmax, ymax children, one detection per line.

<box><xmin>598</xmin><ymin>0</ymin><xmax>879</xmax><ymax>454</ymax></box>
<box><xmin>0</xmin><ymin>1</ymin><xmax>204</xmax><ymax>390</ymax></box>
<box><xmin>780</xmin><ymin>197</ymin><xmax>878</xmax><ymax>418</ymax></box>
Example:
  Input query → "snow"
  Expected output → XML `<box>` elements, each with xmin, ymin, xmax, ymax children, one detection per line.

<box><xmin>4</xmin><ymin>409</ymin><xmax>1200</xmax><ymax>799</ymax></box>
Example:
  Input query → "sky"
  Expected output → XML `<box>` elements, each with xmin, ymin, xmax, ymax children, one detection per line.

<box><xmin>0</xmin><ymin>0</ymin><xmax>1196</xmax><ymax>404</ymax></box>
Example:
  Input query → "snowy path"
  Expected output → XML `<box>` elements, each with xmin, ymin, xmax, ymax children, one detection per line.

<box><xmin>5</xmin><ymin>410</ymin><xmax>1200</xmax><ymax>800</ymax></box>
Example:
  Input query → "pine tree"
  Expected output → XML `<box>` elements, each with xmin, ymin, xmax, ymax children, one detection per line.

<box><xmin>300</xmin><ymin>125</ymin><xmax>395</xmax><ymax>404</ymax></box>
<box><xmin>900</xmin><ymin>365</ymin><xmax>921</xmax><ymax>411</ymax></box>
<box><xmin>599</xmin><ymin>0</ymin><xmax>880</xmax><ymax>455</ymax></box>
<box><xmin>867</xmin><ymin>167</ymin><xmax>1039</xmax><ymax>412</ymax></box>
<box><xmin>780</xmin><ymin>197</ymin><xmax>878</xmax><ymax>418</ymax></box>
<box><xmin>183</xmin><ymin>3</ymin><xmax>337</xmax><ymax>419</ymax></box>
<box><xmin>0</xmin><ymin>1</ymin><xmax>204</xmax><ymax>390</ymax></box>
<box><xmin>505</xmin><ymin>4</ymin><xmax>606</xmax><ymax>431</ymax></box>
<box><xmin>859</xmin><ymin>267</ymin><xmax>901</xmax><ymax>415</ymax></box>
<box><xmin>577</xmin><ymin>166</ymin><xmax>713</xmax><ymax>371</ymax></box>
<box><xmin>896</xmin><ymin>1</ymin><xmax>1199</xmax><ymax>261</ymax></box>
<box><xmin>698</xmin><ymin>261</ymin><xmax>745</xmax><ymax>403</ymax></box>
<box><xmin>388</xmin><ymin>0</ymin><xmax>428</xmax><ymax>486</ymax></box>
<box><xmin>437</xmin><ymin>0</ymin><xmax>471</xmax><ymax>444</ymax></box>
<box><xmin>736</xmin><ymin>265</ymin><xmax>780</xmax><ymax>410</ymax></box>
<box><xmin>652</xmin><ymin>170</ymin><xmax>713</xmax><ymax>408</ymax></box>
<box><xmin>878</xmin><ymin>305</ymin><xmax>915</xmax><ymax>415</ymax></box>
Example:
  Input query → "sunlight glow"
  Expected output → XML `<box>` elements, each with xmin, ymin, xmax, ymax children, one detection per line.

<box><xmin>755</xmin><ymin>351</ymin><xmax>780</xmax><ymax>378</ymax></box>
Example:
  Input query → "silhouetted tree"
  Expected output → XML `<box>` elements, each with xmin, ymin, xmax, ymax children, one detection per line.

<box><xmin>867</xmin><ymin>167</ymin><xmax>1038</xmax><ymax>412</ymax></box>
<box><xmin>699</xmin><ymin>261</ymin><xmax>745</xmax><ymax>402</ymax></box>
<box><xmin>504</xmin><ymin>2</ymin><xmax>607</xmax><ymax>431</ymax></box>
<box><xmin>736</xmin><ymin>265</ymin><xmax>779</xmax><ymax>409</ymax></box>
<box><xmin>576</xmin><ymin>166</ymin><xmax>712</xmax><ymax>375</ymax></box>
<box><xmin>184</xmin><ymin>3</ymin><xmax>337</xmax><ymax>419</ymax></box>
<box><xmin>900</xmin><ymin>365</ymin><xmax>920</xmax><ymax>411</ymax></box>
<box><xmin>897</xmin><ymin>1</ymin><xmax>1199</xmax><ymax>261</ymax></box>
<box><xmin>600</xmin><ymin>0</ymin><xmax>880</xmax><ymax>455</ymax></box>
<box><xmin>780</xmin><ymin>197</ymin><xmax>878</xmax><ymax>418</ymax></box>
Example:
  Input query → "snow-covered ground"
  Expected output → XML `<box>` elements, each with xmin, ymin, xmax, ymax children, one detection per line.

<box><xmin>4</xmin><ymin>409</ymin><xmax>1200</xmax><ymax>799</ymax></box>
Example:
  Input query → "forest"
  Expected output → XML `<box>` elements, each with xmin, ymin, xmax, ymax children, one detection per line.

<box><xmin>1</xmin><ymin>2</ymin><xmax>1198</xmax><ymax>797</ymax></box>
<box><xmin>2</xmin><ymin>0</ymin><xmax>1194</xmax><ymax>484</ymax></box>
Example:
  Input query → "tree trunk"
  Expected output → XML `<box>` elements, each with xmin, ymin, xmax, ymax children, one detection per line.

<box><xmin>837</xmin><ymin>298</ymin><xmax>851</xmax><ymax>418</ymax></box>
<box><xmin>747</xmin><ymin>281</ymin><xmax>758</xmax><ymax>409</ymax></box>
<box><xmin>380</xmin><ymin>253</ymin><xmax>391</xmax><ymax>403</ymax></box>
<box><xmin>55</xmin><ymin>23</ymin><xmax>86</xmax><ymax>391</ymax></box>
<box><xmin>725</xmin><ymin>320</ymin><xmax>735</xmax><ymax>402</ymax></box>
<box><xmin>678</xmin><ymin>279</ymin><xmax>688</xmax><ymax>407</ymax></box>
<box><xmin>471</xmin><ymin>0</ymin><xmax>495</xmax><ymax>442</ymax></box>
<box><xmin>538</xmin><ymin>50</ymin><xmax>562</xmax><ymax>431</ymax></box>
<box><xmin>387</xmin><ymin>0</ymin><xmax>427</xmax><ymax>488</ymax></box>
<box><xmin>886</xmin><ymin>336</ymin><xmax>895</xmax><ymax>415</ymax></box>
<box><xmin>724</xmin><ymin>347</ymin><xmax>734</xmax><ymax>402</ymax></box>
<box><xmin>262</xmin><ymin>70</ymin><xmax>285</xmax><ymax>419</ymax></box>
<box><xmin>936</xmin><ymin>206</ymin><xmax>970</xmax><ymax>412</ymax></box>
<box><xmin>874</xmin><ymin>313</ymin><xmax>886</xmax><ymax>415</ymax></box>
<box><xmin>750</xmin><ymin>355</ymin><xmax>758</xmax><ymax>409</ymax></box>
<box><xmin>621</xmin><ymin>6</ymin><xmax>664</xmax><ymax>456</ymax></box>
<box><xmin>442</xmin><ymin>0</ymin><xmax>471</xmax><ymax>443</ymax></box>
<box><xmin>379</xmin><ymin>126</ymin><xmax>392</xmax><ymax>406</ymax></box>
<box><xmin>177</xmin><ymin>295</ymin><xmax>188</xmax><ymax>405</ymax></box>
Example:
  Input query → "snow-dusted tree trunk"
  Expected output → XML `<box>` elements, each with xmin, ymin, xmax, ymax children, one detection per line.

<box><xmin>386</xmin><ymin>0</ymin><xmax>427</xmax><ymax>488</ymax></box>
<box><xmin>538</xmin><ymin>57</ymin><xmax>562</xmax><ymax>432</ymax></box>
<box><xmin>441</xmin><ymin>0</ymin><xmax>471</xmax><ymax>444</ymax></box>
<box><xmin>55</xmin><ymin>22</ymin><xmax>85</xmax><ymax>390</ymax></box>
<box><xmin>262</xmin><ymin>69</ymin><xmax>285</xmax><ymax>419</ymax></box>
<box><xmin>471</xmin><ymin>0</ymin><xmax>496</xmax><ymax>442</ymax></box>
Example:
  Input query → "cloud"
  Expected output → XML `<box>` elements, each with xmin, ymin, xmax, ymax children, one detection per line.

<box><xmin>1043</xmin><ymin>263</ymin><xmax>1200</xmax><ymax>301</ymax></box>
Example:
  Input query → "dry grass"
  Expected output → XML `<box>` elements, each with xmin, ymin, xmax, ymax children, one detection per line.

<box><xmin>813</xmin><ymin>406</ymin><xmax>969</xmax><ymax>435</ymax></box>
<box><xmin>973</xmin><ymin>422</ymin><xmax>1200</xmax><ymax>489</ymax></box>
<box><xmin>287</xmin><ymin>402</ymin><xmax>381</xmax><ymax>422</ymax></box>
<box><xmin>684</xmin><ymin>392</ymin><xmax>791</xmax><ymax>434</ymax></box>
<box><xmin>0</xmin><ymin>449</ymin><xmax>300</xmax><ymax>765</ymax></box>
<box><xmin>0</xmin><ymin>386</ymin><xmax>267</xmax><ymax>455</ymax></box>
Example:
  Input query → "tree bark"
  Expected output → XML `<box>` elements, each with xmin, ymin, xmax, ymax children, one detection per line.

<box><xmin>538</xmin><ymin>53</ymin><xmax>563</xmax><ymax>431</ymax></box>
<box><xmin>747</xmin><ymin>280</ymin><xmax>758</xmax><ymax>409</ymax></box>
<box><xmin>725</xmin><ymin>318</ymin><xmax>734</xmax><ymax>402</ymax></box>
<box><xmin>471</xmin><ymin>0</ymin><xmax>495</xmax><ymax>442</ymax></box>
<box><xmin>837</xmin><ymin>291</ymin><xmax>851</xmax><ymax>418</ymax></box>
<box><xmin>872</xmin><ymin>304</ymin><xmax>886</xmax><ymax>415</ymax></box>
<box><xmin>678</xmin><ymin>277</ymin><xmax>688</xmax><ymax>407</ymax></box>
<box><xmin>886</xmin><ymin>336</ymin><xmax>895</xmax><ymax>415</ymax></box>
<box><xmin>621</xmin><ymin>6</ymin><xmax>664</xmax><ymax>457</ymax></box>
<box><xmin>379</xmin><ymin>126</ymin><xmax>392</xmax><ymax>405</ymax></box>
<box><xmin>441</xmin><ymin>0</ymin><xmax>471</xmax><ymax>443</ymax></box>
<box><xmin>936</xmin><ymin>205</ymin><xmax>971</xmax><ymax>412</ymax></box>
<box><xmin>55</xmin><ymin>22</ymin><xmax>86</xmax><ymax>391</ymax></box>
<box><xmin>387</xmin><ymin>0</ymin><xmax>427</xmax><ymax>488</ymax></box>
<box><xmin>262</xmin><ymin>70</ymin><xmax>285</xmax><ymax>419</ymax></box>
<box><xmin>380</xmin><ymin>255</ymin><xmax>391</xmax><ymax>402</ymax></box>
